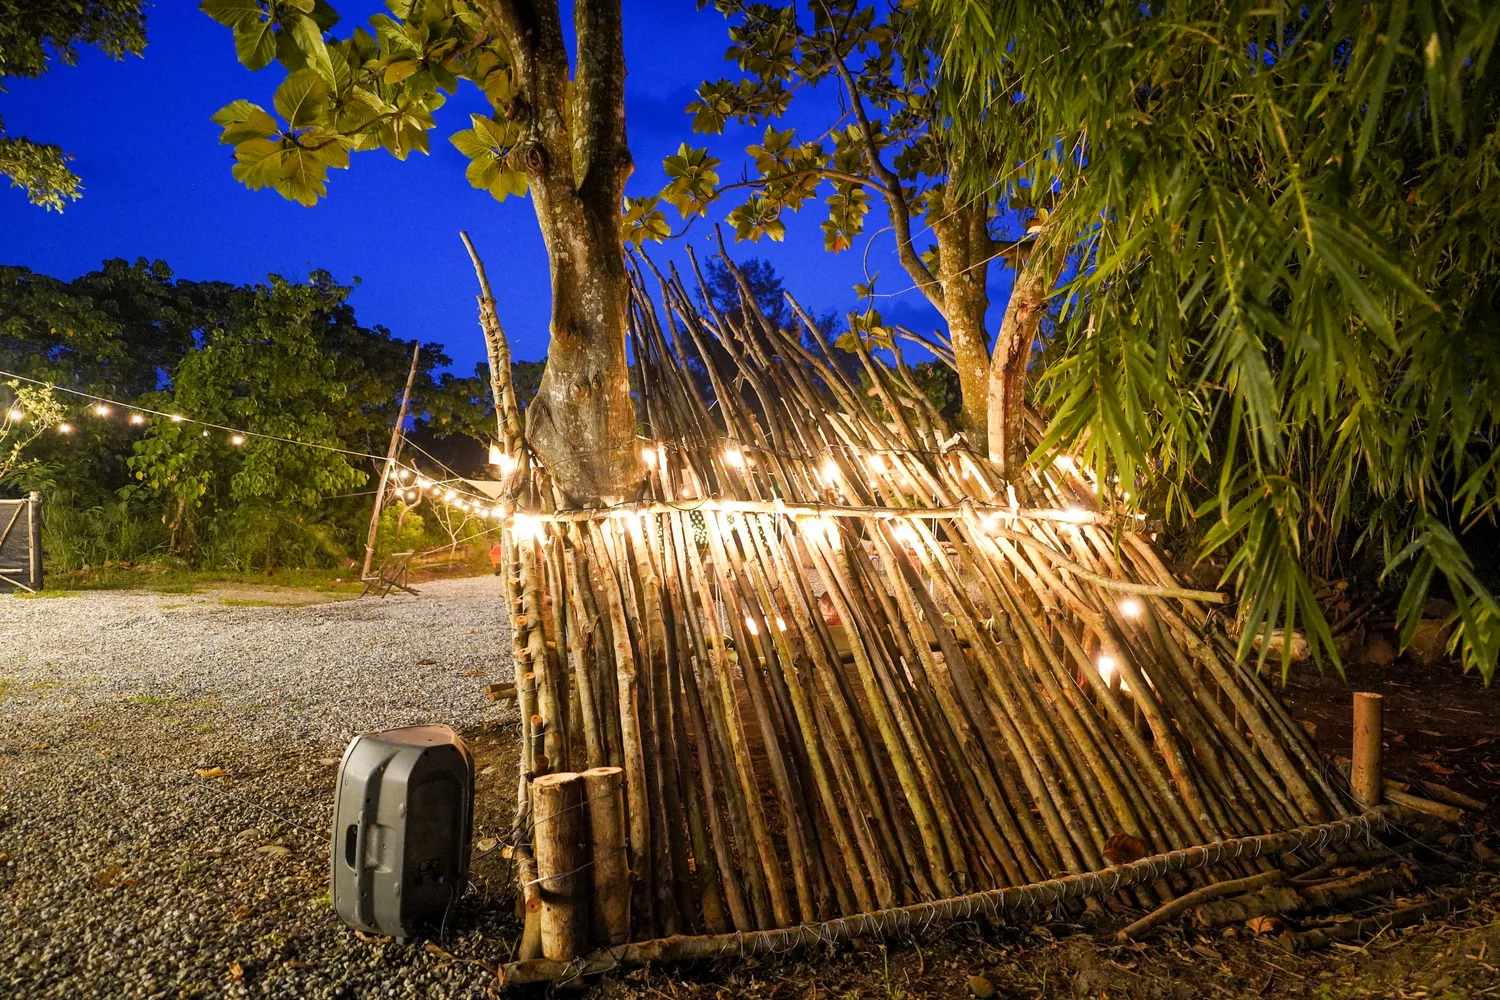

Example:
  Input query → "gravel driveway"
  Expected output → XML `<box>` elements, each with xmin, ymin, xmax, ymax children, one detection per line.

<box><xmin>0</xmin><ymin>577</ymin><xmax>523</xmax><ymax>999</ymax></box>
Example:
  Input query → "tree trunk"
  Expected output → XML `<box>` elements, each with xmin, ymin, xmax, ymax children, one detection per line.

<box><xmin>987</xmin><ymin>249</ymin><xmax>1055</xmax><ymax>476</ymax></box>
<box><xmin>928</xmin><ymin>192</ymin><xmax>992</xmax><ymax>445</ymax></box>
<box><xmin>487</xmin><ymin>0</ymin><xmax>641</xmax><ymax>501</ymax></box>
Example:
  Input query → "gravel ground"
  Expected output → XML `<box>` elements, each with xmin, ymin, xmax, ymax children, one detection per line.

<box><xmin>0</xmin><ymin>577</ymin><xmax>524</xmax><ymax>999</ymax></box>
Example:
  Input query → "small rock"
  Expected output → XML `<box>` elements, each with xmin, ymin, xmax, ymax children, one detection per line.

<box><xmin>476</xmin><ymin>837</ymin><xmax>499</xmax><ymax>853</ymax></box>
<box><xmin>1407</xmin><ymin>618</ymin><xmax>1453</xmax><ymax>665</ymax></box>
<box><xmin>255</xmin><ymin>845</ymin><xmax>291</xmax><ymax>858</ymax></box>
<box><xmin>1355</xmin><ymin>633</ymin><xmax>1397</xmax><ymax>667</ymax></box>
<box><xmin>416</xmin><ymin>658</ymin><xmax>437</xmax><ymax>665</ymax></box>
<box><xmin>966</xmin><ymin>974</ymin><xmax>995</xmax><ymax>999</ymax></box>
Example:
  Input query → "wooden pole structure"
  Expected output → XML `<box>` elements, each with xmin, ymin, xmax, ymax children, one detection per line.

<box><xmin>1351</xmin><ymin>692</ymin><xmax>1384</xmax><ymax>807</ymax></box>
<box><xmin>361</xmin><ymin>343</ymin><xmax>420</xmax><ymax>581</ymax></box>
<box><xmin>531</xmin><ymin>772</ymin><xmax>590</xmax><ymax>961</ymax></box>
<box><xmin>583</xmin><ymin>766</ymin><xmax>630</xmax><ymax>946</ymax></box>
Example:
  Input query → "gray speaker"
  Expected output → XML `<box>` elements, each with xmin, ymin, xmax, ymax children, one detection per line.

<box><xmin>331</xmin><ymin>724</ymin><xmax>474</xmax><ymax>941</ymax></box>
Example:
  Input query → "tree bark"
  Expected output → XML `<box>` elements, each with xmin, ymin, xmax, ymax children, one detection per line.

<box><xmin>485</xmin><ymin>0</ymin><xmax>641</xmax><ymax>500</ymax></box>
<box><xmin>929</xmin><ymin>191</ymin><xmax>992</xmax><ymax>444</ymax></box>
<box><xmin>987</xmin><ymin>249</ymin><xmax>1056</xmax><ymax>476</ymax></box>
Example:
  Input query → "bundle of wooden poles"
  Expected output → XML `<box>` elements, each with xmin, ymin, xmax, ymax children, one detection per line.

<box><xmin>469</xmin><ymin>240</ymin><xmax>1374</xmax><ymax>981</ymax></box>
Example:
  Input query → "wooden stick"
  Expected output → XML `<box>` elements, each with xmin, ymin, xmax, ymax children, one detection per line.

<box><xmin>1352</xmin><ymin>692</ymin><xmax>1384</xmax><ymax>807</ymax></box>
<box><xmin>530</xmin><ymin>772</ymin><xmax>590</xmax><ymax>962</ymax></box>
<box><xmin>1284</xmin><ymin>896</ymin><xmax>1457</xmax><ymax>952</ymax></box>
<box><xmin>582</xmin><ymin>766</ymin><xmax>630</xmax><ymax>946</ymax></box>
<box><xmin>1116</xmin><ymin>869</ymin><xmax>1285</xmax><ymax>942</ymax></box>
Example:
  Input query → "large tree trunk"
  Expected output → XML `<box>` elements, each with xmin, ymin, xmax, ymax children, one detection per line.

<box><xmin>928</xmin><ymin>192</ymin><xmax>992</xmax><ymax>444</ymax></box>
<box><xmin>987</xmin><ymin>250</ymin><xmax>1055</xmax><ymax>476</ymax></box>
<box><xmin>489</xmin><ymin>0</ymin><xmax>641</xmax><ymax>501</ymax></box>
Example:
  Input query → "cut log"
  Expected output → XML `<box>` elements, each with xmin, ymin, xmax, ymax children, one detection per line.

<box><xmin>1351</xmin><ymin>692</ymin><xmax>1383</xmax><ymax>807</ymax></box>
<box><xmin>1285</xmin><ymin>896</ymin><xmax>1458</xmax><ymax>952</ymax></box>
<box><xmin>583</xmin><ymin>766</ymin><xmax>630</xmax><ymax>946</ymax></box>
<box><xmin>1116</xmin><ymin>869</ymin><xmax>1285</xmax><ymax>941</ymax></box>
<box><xmin>1383</xmin><ymin>787</ymin><xmax>1463</xmax><ymax>823</ymax></box>
<box><xmin>531</xmin><ymin>772</ymin><xmax>590</xmax><ymax>961</ymax></box>
<box><xmin>1192</xmin><ymin>869</ymin><xmax>1407</xmax><ymax>928</ymax></box>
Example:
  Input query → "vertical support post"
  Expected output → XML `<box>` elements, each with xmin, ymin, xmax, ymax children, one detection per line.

<box><xmin>26</xmin><ymin>491</ymin><xmax>42</xmax><ymax>591</ymax></box>
<box><xmin>531</xmin><ymin>771</ymin><xmax>590</xmax><ymax>961</ymax></box>
<box><xmin>362</xmin><ymin>343</ymin><xmax>420</xmax><ymax>581</ymax></box>
<box><xmin>583</xmin><ymin>766</ymin><xmax>630</xmax><ymax>946</ymax></box>
<box><xmin>1351</xmin><ymin>691</ymin><xmax>1384</xmax><ymax>807</ymax></box>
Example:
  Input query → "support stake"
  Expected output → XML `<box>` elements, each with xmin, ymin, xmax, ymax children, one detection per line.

<box><xmin>531</xmin><ymin>772</ymin><xmax>590</xmax><ymax>961</ymax></box>
<box><xmin>583</xmin><ymin>766</ymin><xmax>630</xmax><ymax>946</ymax></box>
<box><xmin>1351</xmin><ymin>692</ymin><xmax>1383</xmax><ymax>807</ymax></box>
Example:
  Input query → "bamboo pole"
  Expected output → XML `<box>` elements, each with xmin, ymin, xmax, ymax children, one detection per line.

<box><xmin>1352</xmin><ymin>692</ymin><xmax>1385</xmax><ymax>807</ymax></box>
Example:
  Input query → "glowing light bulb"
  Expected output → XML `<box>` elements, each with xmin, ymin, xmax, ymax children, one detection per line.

<box><xmin>416</xmin><ymin>476</ymin><xmax>431</xmax><ymax>489</ymax></box>
<box><xmin>893</xmin><ymin>523</ymin><xmax>919</xmax><ymax>548</ymax></box>
<box><xmin>641</xmin><ymin>445</ymin><xmax>657</xmax><ymax>468</ymax></box>
<box><xmin>511</xmin><ymin>513</ymin><xmax>542</xmax><ymax>543</ymax></box>
<box><xmin>867</xmin><ymin>453</ymin><xmax>888</xmax><ymax>473</ymax></box>
<box><xmin>57</xmin><ymin>421</ymin><xmax>73</xmax><ymax>434</ymax></box>
<box><xmin>443</xmin><ymin>489</ymin><xmax>457</xmax><ymax>502</ymax></box>
<box><xmin>1120</xmin><ymin>598</ymin><xmax>1144</xmax><ymax>618</ymax></box>
<box><xmin>1060</xmin><ymin>506</ymin><xmax>1090</xmax><ymax>524</ymax></box>
<box><xmin>820</xmin><ymin>459</ymin><xmax>840</xmax><ymax>485</ymax></box>
<box><xmin>399</xmin><ymin>468</ymin><xmax>413</xmax><ymax>482</ymax></box>
<box><xmin>201</xmin><ymin>430</ymin><xmax>209</xmax><ymax>437</ymax></box>
<box><xmin>496</xmin><ymin>452</ymin><xmax>517</xmax><ymax>475</ymax></box>
<box><xmin>1097</xmin><ymin>655</ymin><xmax>1116</xmax><ymax>683</ymax></box>
<box><xmin>488</xmin><ymin>443</ymin><xmax>504</xmax><ymax>467</ymax></box>
<box><xmin>170</xmin><ymin>414</ymin><xmax>184</xmax><ymax>423</ymax></box>
<box><xmin>723</xmin><ymin>445</ymin><xmax>745</xmax><ymax>469</ymax></box>
<box><xmin>6</xmin><ymin>409</ymin><xmax>22</xmax><ymax>421</ymax></box>
<box><xmin>128</xmin><ymin>412</ymin><xmax>145</xmax><ymax>425</ymax></box>
<box><xmin>744</xmin><ymin>616</ymin><xmax>759</xmax><ymax>636</ymax></box>
<box><xmin>229</xmin><ymin>433</ymin><xmax>245</xmax><ymax>446</ymax></box>
<box><xmin>93</xmin><ymin>403</ymin><xmax>110</xmax><ymax>417</ymax></box>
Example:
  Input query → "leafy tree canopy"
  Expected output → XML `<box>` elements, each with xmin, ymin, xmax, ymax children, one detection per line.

<box><xmin>915</xmin><ymin>0</ymin><xmax>1500</xmax><ymax>678</ymax></box>
<box><xmin>0</xmin><ymin>1</ymin><xmax>147</xmax><ymax>209</ymax></box>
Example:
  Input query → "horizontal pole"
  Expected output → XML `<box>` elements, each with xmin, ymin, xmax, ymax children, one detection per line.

<box><xmin>524</xmin><ymin>498</ymin><xmax>1149</xmax><ymax>529</ymax></box>
<box><xmin>499</xmin><ymin>810</ymin><xmax>1386</xmax><ymax>987</ymax></box>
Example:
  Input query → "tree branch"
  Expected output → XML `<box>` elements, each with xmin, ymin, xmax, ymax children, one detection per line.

<box><xmin>573</xmin><ymin>0</ymin><xmax>630</xmax><ymax>204</ymax></box>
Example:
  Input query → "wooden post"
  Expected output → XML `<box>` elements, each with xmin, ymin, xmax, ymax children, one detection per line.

<box><xmin>531</xmin><ymin>772</ymin><xmax>590</xmax><ymax>961</ymax></box>
<box><xmin>583</xmin><ymin>766</ymin><xmax>630</xmax><ymax>946</ymax></box>
<box><xmin>1351</xmin><ymin>692</ymin><xmax>1383</xmax><ymax>807</ymax></box>
<box><xmin>361</xmin><ymin>343</ymin><xmax>420</xmax><ymax>581</ymax></box>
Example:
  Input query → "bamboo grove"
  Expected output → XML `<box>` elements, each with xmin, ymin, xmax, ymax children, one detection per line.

<box><xmin>477</xmin><ymin>245</ymin><xmax>1359</xmax><ymax>954</ymax></box>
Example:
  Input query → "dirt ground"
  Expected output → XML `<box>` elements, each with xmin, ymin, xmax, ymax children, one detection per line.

<box><xmin>460</xmin><ymin>657</ymin><xmax>1500</xmax><ymax>1000</ymax></box>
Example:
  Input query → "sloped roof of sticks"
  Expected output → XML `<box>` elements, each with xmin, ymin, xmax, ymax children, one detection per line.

<box><xmin>467</xmin><ymin>238</ymin><xmax>1364</xmax><ymax>982</ymax></box>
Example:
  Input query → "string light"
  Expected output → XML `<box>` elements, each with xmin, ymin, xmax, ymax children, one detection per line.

<box><xmin>57</xmin><ymin>422</ymin><xmax>73</xmax><ymax>434</ymax></box>
<box><xmin>93</xmin><ymin>403</ymin><xmax>110</xmax><ymax>417</ymax></box>
<box><xmin>6</xmin><ymin>409</ymin><xmax>22</xmax><ymax>421</ymax></box>
<box><xmin>819</xmin><ymin>458</ymin><xmax>840</xmax><ymax>485</ymax></box>
<box><xmin>170</xmin><ymin>414</ymin><xmax>184</xmax><ymax>423</ymax></box>
<box><xmin>511</xmin><ymin>513</ymin><xmax>543</xmax><ymax>543</ymax></box>
<box><xmin>1055</xmin><ymin>455</ymin><xmax>1076</xmax><ymax>472</ymax></box>
<box><xmin>129</xmin><ymin>412</ymin><xmax>146</xmax><ymax>425</ymax></box>
<box><xmin>1097</xmin><ymin>655</ymin><xmax>1116</xmax><ymax>683</ymax></box>
<box><xmin>399</xmin><ymin>468</ymin><xmax>413</xmax><ymax>482</ymax></box>
<box><xmin>867</xmin><ymin>453</ymin><xmax>888</xmax><ymax>473</ymax></box>
<box><xmin>723</xmin><ymin>445</ymin><xmax>745</xmax><ymax>469</ymax></box>
<box><xmin>443</xmin><ymin>489</ymin><xmax>458</xmax><ymax>502</ymax></box>
<box><xmin>495</xmin><ymin>452</ymin><xmax>517</xmax><ymax>475</ymax></box>
<box><xmin>488</xmin><ymin>442</ymin><xmax>504</xmax><ymax>467</ymax></box>
<box><xmin>229</xmin><ymin>433</ymin><xmax>245</xmax><ymax>446</ymax></box>
<box><xmin>641</xmin><ymin>445</ymin><xmax>658</xmax><ymax>468</ymax></box>
<box><xmin>1120</xmin><ymin>598</ymin><xmax>1144</xmax><ymax>618</ymax></box>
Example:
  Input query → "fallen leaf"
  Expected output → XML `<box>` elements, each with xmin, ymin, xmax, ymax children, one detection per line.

<box><xmin>256</xmin><ymin>844</ymin><xmax>291</xmax><ymax>858</ymax></box>
<box><xmin>228</xmin><ymin>961</ymin><xmax>244</xmax><ymax>982</ymax></box>
<box><xmin>92</xmin><ymin>864</ymin><xmax>124</xmax><ymax>887</ymax></box>
<box><xmin>195</xmin><ymin>767</ymin><xmax>226</xmax><ymax>779</ymax></box>
<box><xmin>463</xmin><ymin>668</ymin><xmax>482</xmax><ymax>678</ymax></box>
<box><xmin>1102</xmin><ymin>832</ymin><xmax>1149</xmax><ymax>864</ymax></box>
<box><xmin>1419</xmin><ymin>730</ymin><xmax>1443</xmax><ymax>738</ymax></box>
<box><xmin>285</xmin><ymin>959</ymin><xmax>311</xmax><ymax>970</ymax></box>
<box><xmin>354</xmin><ymin>930</ymin><xmax>392</xmax><ymax>944</ymax></box>
<box><xmin>1246</xmin><ymin>915</ymin><xmax>1285</xmax><ymax>935</ymax></box>
<box><xmin>424</xmin><ymin>942</ymin><xmax>455</xmax><ymax>961</ymax></box>
<box><xmin>233</xmin><ymin>905</ymin><xmax>251</xmax><ymax>920</ymax></box>
<box><xmin>1418</xmin><ymin>759</ymin><xmax>1456</xmax><ymax>776</ymax></box>
<box><xmin>417</xmin><ymin>658</ymin><xmax>437</xmax><ymax>665</ymax></box>
<box><xmin>476</xmin><ymin>837</ymin><xmax>499</xmax><ymax>853</ymax></box>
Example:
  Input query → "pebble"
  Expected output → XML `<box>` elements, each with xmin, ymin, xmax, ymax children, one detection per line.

<box><xmin>967</xmin><ymin>973</ymin><xmax>996</xmax><ymax>998</ymax></box>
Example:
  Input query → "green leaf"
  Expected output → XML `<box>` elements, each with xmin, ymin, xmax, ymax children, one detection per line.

<box><xmin>274</xmin><ymin>70</ymin><xmax>331</xmax><ymax>128</ymax></box>
<box><xmin>287</xmin><ymin>14</ymin><xmax>337</xmax><ymax>83</ymax></box>
<box><xmin>276</xmin><ymin>147</ymin><xmax>329</xmax><ymax>206</ymax></box>
<box><xmin>233</xmin><ymin>19</ymin><xmax>278</xmax><ymax>71</ymax></box>
<box><xmin>230</xmin><ymin>139</ymin><xmax>284</xmax><ymax>190</ymax></box>
<box><xmin>200</xmin><ymin>0</ymin><xmax>265</xmax><ymax>30</ymax></box>
<box><xmin>212</xmin><ymin>100</ymin><xmax>281</xmax><ymax>145</ymax></box>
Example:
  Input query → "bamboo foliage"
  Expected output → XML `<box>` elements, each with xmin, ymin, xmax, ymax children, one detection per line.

<box><xmin>495</xmin><ymin>248</ymin><xmax>1352</xmax><ymax>945</ymax></box>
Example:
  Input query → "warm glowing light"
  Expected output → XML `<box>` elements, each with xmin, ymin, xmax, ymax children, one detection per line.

<box><xmin>404</xmin><ymin>490</ymin><xmax>417</xmax><ymax>503</ymax></box>
<box><xmin>867</xmin><ymin>453</ymin><xmax>888</xmax><ymax>473</ymax></box>
<box><xmin>399</xmin><ymin>468</ymin><xmax>413</xmax><ymax>482</ymax></box>
<box><xmin>1054</xmin><ymin>455</ymin><xmax>1076</xmax><ymax>472</ymax></box>
<box><xmin>170</xmin><ymin>414</ymin><xmax>184</xmax><ymax>423</ymax></box>
<box><xmin>819</xmin><ymin>459</ymin><xmax>841</xmax><ymax>485</ymax></box>
<box><xmin>1120</xmin><ymin>598</ymin><xmax>1144</xmax><ymax>618</ymax></box>
<box><xmin>641</xmin><ymin>446</ymin><xmax>657</xmax><ymax>468</ymax></box>
<box><xmin>774</xmin><ymin>616</ymin><xmax>787</xmax><ymax>632</ymax></box>
<box><xmin>201</xmin><ymin>430</ymin><xmax>209</xmax><ymax>437</ymax></box>
<box><xmin>129</xmin><ymin>412</ymin><xmax>145</xmax><ymax>425</ymax></box>
<box><xmin>230</xmin><ymin>433</ymin><xmax>245</xmax><ymax>446</ymax></box>
<box><xmin>57</xmin><ymin>422</ymin><xmax>73</xmax><ymax>434</ymax></box>
<box><xmin>511</xmin><ymin>513</ymin><xmax>543</xmax><ymax>543</ymax></box>
<box><xmin>5</xmin><ymin>409</ymin><xmax>22</xmax><ymax>421</ymax></box>
<box><xmin>723</xmin><ymin>445</ymin><xmax>745</xmax><ymax>469</ymax></box>
<box><xmin>93</xmin><ymin>403</ymin><xmax>110</xmax><ymax>417</ymax></box>
<box><xmin>416</xmin><ymin>476</ymin><xmax>431</xmax><ymax>489</ymax></box>
<box><xmin>744</xmin><ymin>616</ymin><xmax>759</xmax><ymax>636</ymax></box>
<box><xmin>893</xmin><ymin>523</ymin><xmax>920</xmax><ymax>548</ymax></box>
<box><xmin>488</xmin><ymin>443</ymin><xmax>504</xmax><ymax>467</ymax></box>
<box><xmin>443</xmin><ymin>489</ymin><xmax>457</xmax><ymax>502</ymax></box>
<box><xmin>1060</xmin><ymin>506</ymin><xmax>1090</xmax><ymax>524</ymax></box>
<box><xmin>1097</xmin><ymin>655</ymin><xmax>1116</xmax><ymax>683</ymax></box>
<box><xmin>496</xmin><ymin>452</ymin><xmax>517</xmax><ymax>475</ymax></box>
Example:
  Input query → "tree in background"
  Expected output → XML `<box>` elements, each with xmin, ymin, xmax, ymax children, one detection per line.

<box><xmin>0</xmin><ymin>1</ymin><xmax>146</xmax><ymax>209</ymax></box>
<box><xmin>0</xmin><ymin>382</ymin><xmax>64</xmax><ymax>481</ymax></box>
<box><xmin>915</xmin><ymin>0</ymin><xmax>1500</xmax><ymax>678</ymax></box>
<box><xmin>632</xmin><ymin>0</ymin><xmax>1048</xmax><ymax>468</ymax></box>
<box><xmin>201</xmin><ymin>0</ymin><xmax>639</xmax><ymax>499</ymax></box>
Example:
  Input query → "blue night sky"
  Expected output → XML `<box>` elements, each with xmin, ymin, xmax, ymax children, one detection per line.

<box><xmin>0</xmin><ymin>2</ymin><xmax>1014</xmax><ymax>375</ymax></box>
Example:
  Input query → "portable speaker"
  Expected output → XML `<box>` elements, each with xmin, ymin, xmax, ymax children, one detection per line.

<box><xmin>330</xmin><ymin>724</ymin><xmax>474</xmax><ymax>941</ymax></box>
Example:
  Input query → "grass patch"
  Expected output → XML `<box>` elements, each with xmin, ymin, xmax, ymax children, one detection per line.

<box><xmin>124</xmin><ymin>693</ymin><xmax>177</xmax><ymax>706</ymax></box>
<box><xmin>45</xmin><ymin>565</ymin><xmax>368</xmax><ymax>596</ymax></box>
<box><xmin>12</xmin><ymin>590</ymin><xmax>78</xmax><ymax>599</ymax></box>
<box><xmin>0</xmin><ymin>678</ymin><xmax>18</xmax><ymax>700</ymax></box>
<box><xmin>218</xmin><ymin>598</ymin><xmax>285</xmax><ymax>607</ymax></box>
